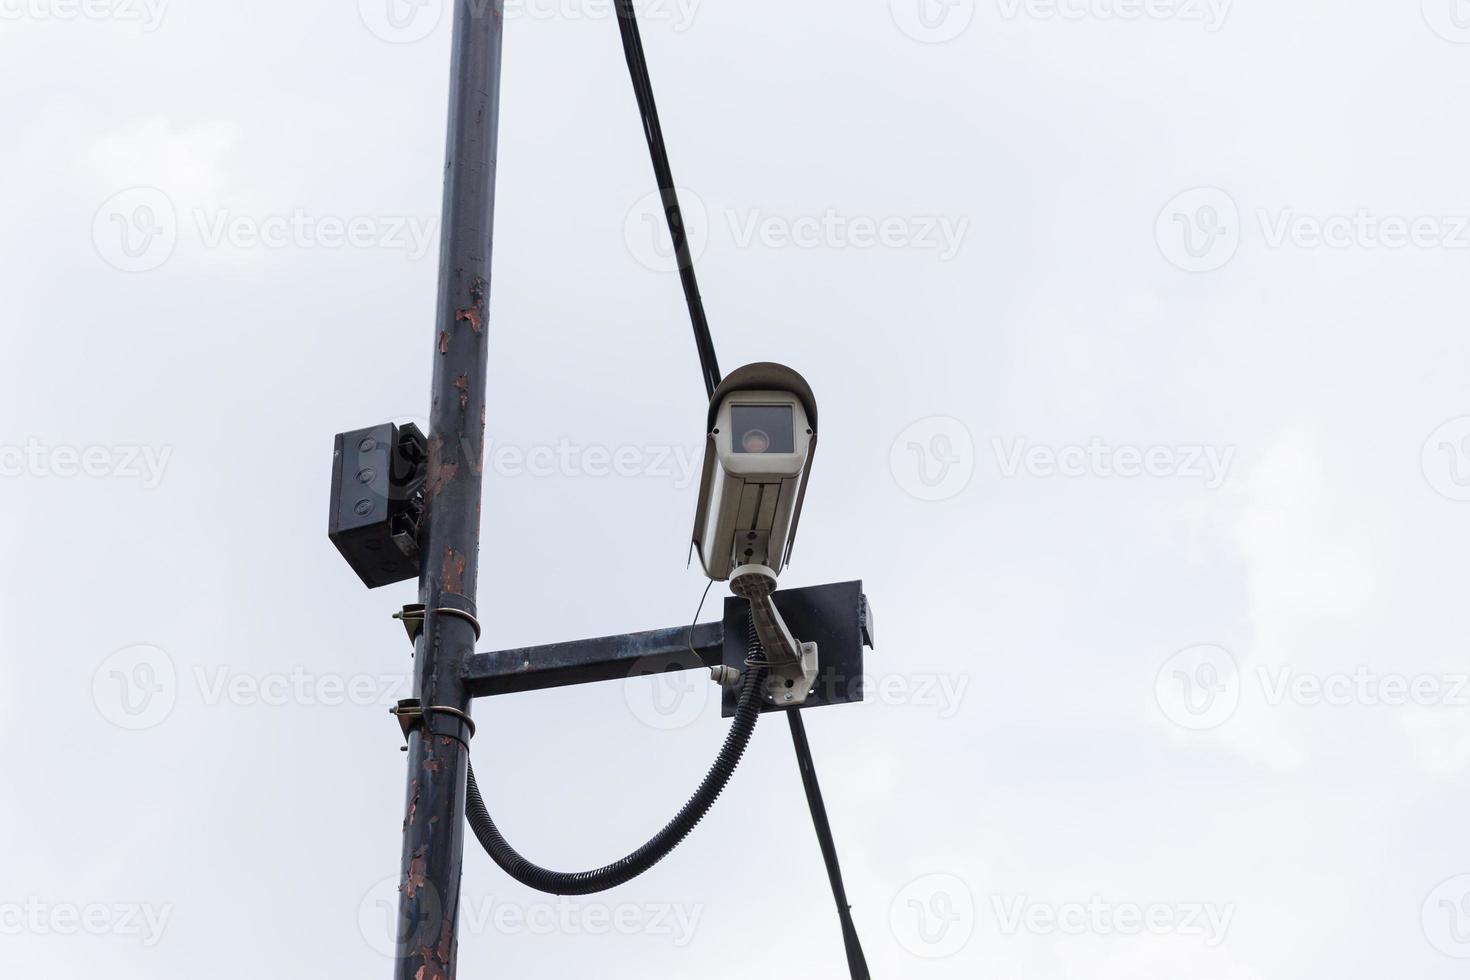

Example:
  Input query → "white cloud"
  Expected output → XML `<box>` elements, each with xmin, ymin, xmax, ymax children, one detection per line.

<box><xmin>80</xmin><ymin>115</ymin><xmax>241</xmax><ymax>202</ymax></box>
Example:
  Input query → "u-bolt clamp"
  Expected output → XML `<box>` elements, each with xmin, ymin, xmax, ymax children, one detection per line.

<box><xmin>390</xmin><ymin>699</ymin><xmax>477</xmax><ymax>751</ymax></box>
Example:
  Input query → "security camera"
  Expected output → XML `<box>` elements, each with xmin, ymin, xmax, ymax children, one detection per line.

<box><xmin>692</xmin><ymin>363</ymin><xmax>820</xmax><ymax>704</ymax></box>
<box><xmin>692</xmin><ymin>362</ymin><xmax>817</xmax><ymax>582</ymax></box>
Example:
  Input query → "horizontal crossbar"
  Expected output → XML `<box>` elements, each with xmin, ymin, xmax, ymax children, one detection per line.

<box><xmin>461</xmin><ymin>621</ymin><xmax>722</xmax><ymax>697</ymax></box>
<box><xmin>461</xmin><ymin>581</ymin><xmax>872</xmax><ymax>714</ymax></box>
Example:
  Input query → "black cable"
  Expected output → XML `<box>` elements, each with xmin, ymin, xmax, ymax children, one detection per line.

<box><xmin>788</xmin><ymin>711</ymin><xmax>871</xmax><ymax>979</ymax></box>
<box><xmin>612</xmin><ymin>0</ymin><xmax>721</xmax><ymax>399</ymax></box>
<box><xmin>464</xmin><ymin>623</ymin><xmax>769</xmax><ymax>896</ymax></box>
<box><xmin>608</xmin><ymin>10</ymin><xmax>870</xmax><ymax>973</ymax></box>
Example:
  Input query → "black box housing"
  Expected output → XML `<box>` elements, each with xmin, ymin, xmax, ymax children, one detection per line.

<box><xmin>329</xmin><ymin>423</ymin><xmax>428</xmax><ymax>589</ymax></box>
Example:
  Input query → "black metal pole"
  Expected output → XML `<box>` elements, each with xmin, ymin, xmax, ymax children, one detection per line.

<box><xmin>393</xmin><ymin>2</ymin><xmax>504</xmax><ymax>978</ymax></box>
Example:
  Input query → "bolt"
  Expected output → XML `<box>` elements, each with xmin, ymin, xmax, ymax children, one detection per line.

<box><xmin>710</xmin><ymin>666</ymin><xmax>740</xmax><ymax>688</ymax></box>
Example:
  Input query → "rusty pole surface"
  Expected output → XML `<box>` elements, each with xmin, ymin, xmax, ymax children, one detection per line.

<box><xmin>394</xmin><ymin>2</ymin><xmax>504</xmax><ymax>978</ymax></box>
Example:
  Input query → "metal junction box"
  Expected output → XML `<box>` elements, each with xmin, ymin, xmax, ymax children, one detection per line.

<box><xmin>329</xmin><ymin>422</ymin><xmax>428</xmax><ymax>589</ymax></box>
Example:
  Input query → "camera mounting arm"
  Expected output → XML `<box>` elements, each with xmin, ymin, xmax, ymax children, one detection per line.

<box><xmin>730</xmin><ymin>564</ymin><xmax>820</xmax><ymax>706</ymax></box>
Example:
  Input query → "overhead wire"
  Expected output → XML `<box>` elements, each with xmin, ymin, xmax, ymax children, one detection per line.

<box><xmin>607</xmin><ymin>7</ymin><xmax>871</xmax><ymax>974</ymax></box>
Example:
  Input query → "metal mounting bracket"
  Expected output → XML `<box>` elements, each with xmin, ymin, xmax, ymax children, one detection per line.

<box><xmin>452</xmin><ymin>580</ymin><xmax>872</xmax><ymax>717</ymax></box>
<box><xmin>729</xmin><ymin>563</ymin><xmax>820</xmax><ymax>707</ymax></box>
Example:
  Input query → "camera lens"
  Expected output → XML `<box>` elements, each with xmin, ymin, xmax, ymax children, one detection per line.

<box><xmin>741</xmin><ymin>429</ymin><xmax>772</xmax><ymax>453</ymax></box>
<box><xmin>730</xmin><ymin>405</ymin><xmax>794</xmax><ymax>454</ymax></box>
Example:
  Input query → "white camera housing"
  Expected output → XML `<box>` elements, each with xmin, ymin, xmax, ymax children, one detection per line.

<box><xmin>692</xmin><ymin>363</ymin><xmax>817</xmax><ymax>582</ymax></box>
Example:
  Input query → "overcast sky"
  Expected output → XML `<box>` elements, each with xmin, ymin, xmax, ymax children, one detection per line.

<box><xmin>7</xmin><ymin>0</ymin><xmax>1470</xmax><ymax>977</ymax></box>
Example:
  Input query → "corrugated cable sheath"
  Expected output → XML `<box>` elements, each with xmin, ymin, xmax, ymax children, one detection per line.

<box><xmin>465</xmin><ymin>625</ymin><xmax>768</xmax><ymax>896</ymax></box>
